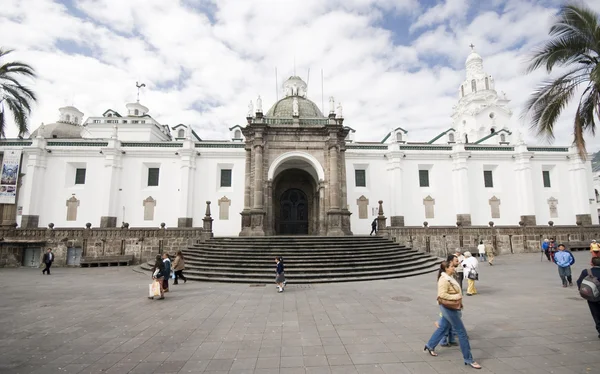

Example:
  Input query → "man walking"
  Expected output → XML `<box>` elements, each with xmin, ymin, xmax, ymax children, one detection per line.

<box><xmin>576</xmin><ymin>257</ymin><xmax>600</xmax><ymax>339</ymax></box>
<box><xmin>370</xmin><ymin>219</ymin><xmax>377</xmax><ymax>236</ymax></box>
<box><xmin>162</xmin><ymin>253</ymin><xmax>171</xmax><ymax>293</ymax></box>
<box><xmin>42</xmin><ymin>248</ymin><xmax>54</xmax><ymax>275</ymax></box>
<box><xmin>542</xmin><ymin>239</ymin><xmax>551</xmax><ymax>262</ymax></box>
<box><xmin>591</xmin><ymin>240</ymin><xmax>600</xmax><ymax>263</ymax></box>
<box><xmin>555</xmin><ymin>244</ymin><xmax>575</xmax><ymax>287</ymax></box>
<box><xmin>452</xmin><ymin>250</ymin><xmax>465</xmax><ymax>290</ymax></box>
<box><xmin>485</xmin><ymin>241</ymin><xmax>495</xmax><ymax>266</ymax></box>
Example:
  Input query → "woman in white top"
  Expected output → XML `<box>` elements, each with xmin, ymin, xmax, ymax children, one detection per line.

<box><xmin>477</xmin><ymin>241</ymin><xmax>486</xmax><ymax>262</ymax></box>
<box><xmin>463</xmin><ymin>251</ymin><xmax>479</xmax><ymax>296</ymax></box>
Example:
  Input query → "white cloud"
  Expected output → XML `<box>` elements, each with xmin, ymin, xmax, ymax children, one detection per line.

<box><xmin>0</xmin><ymin>0</ymin><xmax>598</xmax><ymax>152</ymax></box>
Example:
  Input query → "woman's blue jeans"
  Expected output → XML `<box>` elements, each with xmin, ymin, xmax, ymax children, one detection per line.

<box><xmin>425</xmin><ymin>306</ymin><xmax>474</xmax><ymax>364</ymax></box>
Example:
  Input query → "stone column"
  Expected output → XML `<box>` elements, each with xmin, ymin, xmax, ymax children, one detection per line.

<box><xmin>569</xmin><ymin>149</ymin><xmax>593</xmax><ymax>225</ymax></box>
<box><xmin>177</xmin><ymin>142</ymin><xmax>195</xmax><ymax>227</ymax></box>
<box><xmin>318</xmin><ymin>181</ymin><xmax>326</xmax><ymax>235</ymax></box>
<box><xmin>329</xmin><ymin>144</ymin><xmax>339</xmax><ymax>209</ymax></box>
<box><xmin>20</xmin><ymin>140</ymin><xmax>46</xmax><ymax>228</ymax></box>
<box><xmin>99</xmin><ymin>140</ymin><xmax>122</xmax><ymax>228</ymax></box>
<box><xmin>239</xmin><ymin>146</ymin><xmax>252</xmax><ymax>236</ymax></box>
<box><xmin>250</xmin><ymin>133</ymin><xmax>265</xmax><ymax>235</ymax></box>
<box><xmin>388</xmin><ymin>150</ymin><xmax>405</xmax><ymax>226</ymax></box>
<box><xmin>265</xmin><ymin>180</ymin><xmax>274</xmax><ymax>235</ymax></box>
<box><xmin>201</xmin><ymin>201</ymin><xmax>213</xmax><ymax>242</ymax></box>
<box><xmin>376</xmin><ymin>200</ymin><xmax>389</xmax><ymax>238</ymax></box>
<box><xmin>514</xmin><ymin>145</ymin><xmax>536</xmax><ymax>225</ymax></box>
<box><xmin>451</xmin><ymin>145</ymin><xmax>471</xmax><ymax>226</ymax></box>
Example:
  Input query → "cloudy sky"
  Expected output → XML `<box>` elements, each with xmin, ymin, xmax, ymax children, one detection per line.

<box><xmin>1</xmin><ymin>0</ymin><xmax>600</xmax><ymax>151</ymax></box>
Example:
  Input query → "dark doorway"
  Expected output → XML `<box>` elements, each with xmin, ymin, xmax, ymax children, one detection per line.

<box><xmin>279</xmin><ymin>188</ymin><xmax>309</xmax><ymax>235</ymax></box>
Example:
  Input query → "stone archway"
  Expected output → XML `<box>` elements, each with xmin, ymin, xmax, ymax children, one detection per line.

<box><xmin>271</xmin><ymin>168</ymin><xmax>319</xmax><ymax>235</ymax></box>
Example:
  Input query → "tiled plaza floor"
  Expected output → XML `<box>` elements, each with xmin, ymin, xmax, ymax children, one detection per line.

<box><xmin>1</xmin><ymin>251</ymin><xmax>599</xmax><ymax>374</ymax></box>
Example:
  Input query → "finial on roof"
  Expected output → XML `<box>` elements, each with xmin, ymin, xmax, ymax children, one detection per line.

<box><xmin>469</xmin><ymin>43</ymin><xmax>475</xmax><ymax>51</ymax></box>
<box><xmin>135</xmin><ymin>81</ymin><xmax>146</xmax><ymax>103</ymax></box>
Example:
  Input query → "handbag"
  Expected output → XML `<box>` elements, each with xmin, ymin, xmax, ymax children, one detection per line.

<box><xmin>468</xmin><ymin>269</ymin><xmax>479</xmax><ymax>280</ymax></box>
<box><xmin>437</xmin><ymin>297</ymin><xmax>462</xmax><ymax>310</ymax></box>
<box><xmin>151</xmin><ymin>280</ymin><xmax>161</xmax><ymax>296</ymax></box>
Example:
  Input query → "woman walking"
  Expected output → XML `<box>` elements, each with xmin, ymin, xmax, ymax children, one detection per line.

<box><xmin>477</xmin><ymin>241</ymin><xmax>486</xmax><ymax>262</ymax></box>
<box><xmin>173</xmin><ymin>250</ymin><xmax>187</xmax><ymax>285</ymax></box>
<box><xmin>149</xmin><ymin>254</ymin><xmax>165</xmax><ymax>300</ymax></box>
<box><xmin>463</xmin><ymin>251</ymin><xmax>479</xmax><ymax>296</ymax></box>
<box><xmin>424</xmin><ymin>261</ymin><xmax>481</xmax><ymax>369</ymax></box>
<box><xmin>275</xmin><ymin>257</ymin><xmax>285</xmax><ymax>293</ymax></box>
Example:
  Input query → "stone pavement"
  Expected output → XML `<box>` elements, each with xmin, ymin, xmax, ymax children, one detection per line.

<box><xmin>1</xmin><ymin>252</ymin><xmax>599</xmax><ymax>374</ymax></box>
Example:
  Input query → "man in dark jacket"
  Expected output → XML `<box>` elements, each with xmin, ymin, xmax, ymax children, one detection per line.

<box><xmin>577</xmin><ymin>257</ymin><xmax>600</xmax><ymax>339</ymax></box>
<box><xmin>42</xmin><ymin>248</ymin><xmax>54</xmax><ymax>275</ymax></box>
<box><xmin>162</xmin><ymin>253</ymin><xmax>171</xmax><ymax>292</ymax></box>
<box><xmin>370</xmin><ymin>219</ymin><xmax>377</xmax><ymax>235</ymax></box>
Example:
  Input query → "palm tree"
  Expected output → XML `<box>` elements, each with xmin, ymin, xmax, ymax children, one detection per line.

<box><xmin>523</xmin><ymin>3</ymin><xmax>600</xmax><ymax>160</ymax></box>
<box><xmin>0</xmin><ymin>48</ymin><xmax>37</xmax><ymax>138</ymax></box>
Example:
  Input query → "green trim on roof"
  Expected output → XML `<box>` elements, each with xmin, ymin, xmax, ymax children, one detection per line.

<box><xmin>47</xmin><ymin>142</ymin><xmax>109</xmax><ymax>147</ymax></box>
<box><xmin>473</xmin><ymin>129</ymin><xmax>512</xmax><ymax>144</ymax></box>
<box><xmin>121</xmin><ymin>142</ymin><xmax>182</xmax><ymax>148</ymax></box>
<box><xmin>346</xmin><ymin>145</ymin><xmax>388</xmax><ymax>150</ymax></box>
<box><xmin>380</xmin><ymin>127</ymin><xmax>408</xmax><ymax>143</ymax></box>
<box><xmin>428</xmin><ymin>128</ymin><xmax>455</xmax><ymax>144</ymax></box>
<box><xmin>195</xmin><ymin>143</ymin><xmax>245</xmax><ymax>148</ymax></box>
<box><xmin>465</xmin><ymin>145</ymin><xmax>514</xmax><ymax>151</ymax></box>
<box><xmin>228</xmin><ymin>124</ymin><xmax>244</xmax><ymax>131</ymax></box>
<box><xmin>399</xmin><ymin>145</ymin><xmax>452</xmax><ymax>151</ymax></box>
<box><xmin>0</xmin><ymin>141</ymin><xmax>32</xmax><ymax>146</ymax></box>
<box><xmin>527</xmin><ymin>147</ymin><xmax>569</xmax><ymax>152</ymax></box>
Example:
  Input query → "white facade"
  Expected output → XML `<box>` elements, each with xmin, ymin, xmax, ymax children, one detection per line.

<box><xmin>1</xmin><ymin>49</ymin><xmax>598</xmax><ymax>235</ymax></box>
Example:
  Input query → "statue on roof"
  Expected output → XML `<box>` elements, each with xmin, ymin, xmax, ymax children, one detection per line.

<box><xmin>256</xmin><ymin>95</ymin><xmax>262</xmax><ymax>113</ymax></box>
<box><xmin>336</xmin><ymin>102</ymin><xmax>343</xmax><ymax>119</ymax></box>
<box><xmin>329</xmin><ymin>96</ymin><xmax>335</xmax><ymax>114</ymax></box>
<box><xmin>247</xmin><ymin>100</ymin><xmax>253</xmax><ymax>118</ymax></box>
<box><xmin>36</xmin><ymin>123</ymin><xmax>45</xmax><ymax>139</ymax></box>
<box><xmin>292</xmin><ymin>97</ymin><xmax>299</xmax><ymax>117</ymax></box>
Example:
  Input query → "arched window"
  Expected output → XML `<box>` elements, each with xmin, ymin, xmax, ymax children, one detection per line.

<box><xmin>500</xmin><ymin>134</ymin><xmax>506</xmax><ymax>142</ymax></box>
<box><xmin>471</xmin><ymin>79</ymin><xmax>477</xmax><ymax>92</ymax></box>
<box><xmin>234</xmin><ymin>129</ymin><xmax>242</xmax><ymax>139</ymax></box>
<box><xmin>396</xmin><ymin>132</ymin><xmax>403</xmax><ymax>142</ymax></box>
<box><xmin>66</xmin><ymin>114</ymin><xmax>71</xmax><ymax>122</ymax></box>
<box><xmin>485</xmin><ymin>77</ymin><xmax>489</xmax><ymax>90</ymax></box>
<box><xmin>74</xmin><ymin>117</ymin><xmax>78</xmax><ymax>124</ymax></box>
<box><xmin>107</xmin><ymin>113</ymin><xmax>112</xmax><ymax>117</ymax></box>
<box><xmin>448</xmin><ymin>133</ymin><xmax>455</xmax><ymax>142</ymax></box>
<box><xmin>460</xmin><ymin>85</ymin><xmax>464</xmax><ymax>97</ymax></box>
<box><xmin>134</xmin><ymin>109</ymin><xmax>139</xmax><ymax>116</ymax></box>
<box><xmin>178</xmin><ymin>129</ymin><xmax>185</xmax><ymax>138</ymax></box>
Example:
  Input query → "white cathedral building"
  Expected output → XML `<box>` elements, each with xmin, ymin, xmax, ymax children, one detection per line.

<box><xmin>0</xmin><ymin>49</ymin><xmax>597</xmax><ymax>235</ymax></box>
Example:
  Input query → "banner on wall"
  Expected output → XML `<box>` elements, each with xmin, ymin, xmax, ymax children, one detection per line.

<box><xmin>0</xmin><ymin>150</ymin><xmax>22</xmax><ymax>204</ymax></box>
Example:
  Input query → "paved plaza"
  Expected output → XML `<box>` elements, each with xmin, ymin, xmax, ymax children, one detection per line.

<box><xmin>1</xmin><ymin>252</ymin><xmax>599</xmax><ymax>374</ymax></box>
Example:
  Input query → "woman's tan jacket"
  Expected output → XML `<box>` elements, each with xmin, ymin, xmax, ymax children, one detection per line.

<box><xmin>173</xmin><ymin>256</ymin><xmax>185</xmax><ymax>271</ymax></box>
<box><xmin>437</xmin><ymin>273</ymin><xmax>462</xmax><ymax>301</ymax></box>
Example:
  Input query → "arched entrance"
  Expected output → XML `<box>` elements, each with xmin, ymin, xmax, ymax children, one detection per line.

<box><xmin>279</xmin><ymin>188</ymin><xmax>308</xmax><ymax>234</ymax></box>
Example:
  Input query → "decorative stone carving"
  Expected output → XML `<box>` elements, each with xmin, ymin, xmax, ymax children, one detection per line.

<box><xmin>423</xmin><ymin>195</ymin><xmax>435</xmax><ymax>219</ymax></box>
<box><xmin>489</xmin><ymin>196</ymin><xmax>500</xmax><ymax>218</ymax></box>
<box><xmin>256</xmin><ymin>95</ymin><xmax>262</xmax><ymax>113</ymax></box>
<box><xmin>218</xmin><ymin>196</ymin><xmax>231</xmax><ymax>220</ymax></box>
<box><xmin>143</xmin><ymin>196</ymin><xmax>156</xmax><ymax>221</ymax></box>
<box><xmin>356</xmin><ymin>195</ymin><xmax>369</xmax><ymax>219</ymax></box>
<box><xmin>548</xmin><ymin>197</ymin><xmax>558</xmax><ymax>218</ymax></box>
<box><xmin>336</xmin><ymin>102</ymin><xmax>343</xmax><ymax>118</ymax></box>
<box><xmin>292</xmin><ymin>97</ymin><xmax>299</xmax><ymax>117</ymax></box>
<box><xmin>329</xmin><ymin>96</ymin><xmax>335</xmax><ymax>114</ymax></box>
<box><xmin>66</xmin><ymin>196</ymin><xmax>80</xmax><ymax>221</ymax></box>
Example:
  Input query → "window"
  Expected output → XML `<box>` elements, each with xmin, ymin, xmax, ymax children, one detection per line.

<box><xmin>122</xmin><ymin>120</ymin><xmax>127</xmax><ymax>124</ymax></box>
<box><xmin>355</xmin><ymin>169</ymin><xmax>366</xmax><ymax>187</ymax></box>
<box><xmin>234</xmin><ymin>130</ymin><xmax>242</xmax><ymax>139</ymax></box>
<box><xmin>178</xmin><ymin>129</ymin><xmax>185</xmax><ymax>138</ymax></box>
<box><xmin>66</xmin><ymin>114</ymin><xmax>71</xmax><ymax>122</ymax></box>
<box><xmin>461</xmin><ymin>85</ymin><xmax>464</xmax><ymax>97</ymax></box>
<box><xmin>148</xmin><ymin>168</ymin><xmax>160</xmax><ymax>186</ymax></box>
<box><xmin>471</xmin><ymin>79</ymin><xmax>477</xmax><ymax>92</ymax></box>
<box><xmin>542</xmin><ymin>170</ymin><xmax>551</xmax><ymax>188</ymax></box>
<box><xmin>220</xmin><ymin>169</ymin><xmax>232</xmax><ymax>187</ymax></box>
<box><xmin>448</xmin><ymin>133</ymin><xmax>455</xmax><ymax>142</ymax></box>
<box><xmin>485</xmin><ymin>77</ymin><xmax>489</xmax><ymax>90</ymax></box>
<box><xmin>419</xmin><ymin>170</ymin><xmax>429</xmax><ymax>187</ymax></box>
<box><xmin>484</xmin><ymin>170</ymin><xmax>494</xmax><ymax>188</ymax></box>
<box><xmin>75</xmin><ymin>168</ymin><xmax>86</xmax><ymax>185</ymax></box>
<box><xmin>500</xmin><ymin>134</ymin><xmax>506</xmax><ymax>142</ymax></box>
<box><xmin>396</xmin><ymin>132</ymin><xmax>402</xmax><ymax>142</ymax></box>
<box><xmin>134</xmin><ymin>109</ymin><xmax>139</xmax><ymax>116</ymax></box>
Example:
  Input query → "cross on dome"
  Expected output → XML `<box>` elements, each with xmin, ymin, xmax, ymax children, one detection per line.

<box><xmin>469</xmin><ymin>43</ymin><xmax>475</xmax><ymax>51</ymax></box>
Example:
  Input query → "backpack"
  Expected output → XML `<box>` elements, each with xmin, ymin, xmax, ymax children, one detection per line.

<box><xmin>579</xmin><ymin>268</ymin><xmax>600</xmax><ymax>302</ymax></box>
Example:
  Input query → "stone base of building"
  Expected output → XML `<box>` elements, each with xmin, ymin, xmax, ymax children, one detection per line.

<box><xmin>576</xmin><ymin>214</ymin><xmax>593</xmax><ymax>226</ymax></box>
<box><xmin>249</xmin><ymin>209</ymin><xmax>266</xmax><ymax>236</ymax></box>
<box><xmin>177</xmin><ymin>217</ymin><xmax>193</xmax><ymax>227</ymax></box>
<box><xmin>21</xmin><ymin>215</ymin><xmax>39</xmax><ymax>229</ymax></box>
<box><xmin>456</xmin><ymin>214</ymin><xmax>471</xmax><ymax>227</ymax></box>
<box><xmin>100</xmin><ymin>216</ymin><xmax>117</xmax><ymax>228</ymax></box>
<box><xmin>520</xmin><ymin>215</ymin><xmax>537</xmax><ymax>226</ymax></box>
<box><xmin>239</xmin><ymin>210</ymin><xmax>252</xmax><ymax>236</ymax></box>
<box><xmin>326</xmin><ymin>209</ymin><xmax>346</xmax><ymax>236</ymax></box>
<box><xmin>390</xmin><ymin>216</ymin><xmax>405</xmax><ymax>227</ymax></box>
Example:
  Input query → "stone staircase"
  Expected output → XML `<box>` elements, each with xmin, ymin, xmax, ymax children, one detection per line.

<box><xmin>140</xmin><ymin>236</ymin><xmax>441</xmax><ymax>283</ymax></box>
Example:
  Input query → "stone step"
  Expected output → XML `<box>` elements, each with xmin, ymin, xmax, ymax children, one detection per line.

<box><xmin>181</xmin><ymin>251</ymin><xmax>424</xmax><ymax>264</ymax></box>
<box><xmin>184</xmin><ymin>247</ymin><xmax>413</xmax><ymax>258</ymax></box>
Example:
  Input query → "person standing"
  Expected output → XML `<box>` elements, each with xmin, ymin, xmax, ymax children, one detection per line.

<box><xmin>453</xmin><ymin>251</ymin><xmax>465</xmax><ymax>290</ymax></box>
<box><xmin>275</xmin><ymin>257</ymin><xmax>285</xmax><ymax>293</ymax></box>
<box><xmin>484</xmin><ymin>241</ymin><xmax>495</xmax><ymax>266</ymax></box>
<box><xmin>370</xmin><ymin>219</ymin><xmax>377</xmax><ymax>236</ymax></box>
<box><xmin>554</xmin><ymin>244</ymin><xmax>575</xmax><ymax>287</ymax></box>
<box><xmin>423</xmin><ymin>261</ymin><xmax>481</xmax><ymax>369</ymax></box>
<box><xmin>172</xmin><ymin>250</ymin><xmax>187</xmax><ymax>285</ymax></box>
<box><xmin>149</xmin><ymin>254</ymin><xmax>165</xmax><ymax>300</ymax></box>
<box><xmin>576</xmin><ymin>257</ymin><xmax>600</xmax><ymax>339</ymax></box>
<box><xmin>477</xmin><ymin>241</ymin><xmax>486</xmax><ymax>262</ymax></box>
<box><xmin>549</xmin><ymin>239</ymin><xmax>557</xmax><ymax>262</ymax></box>
<box><xmin>162</xmin><ymin>253</ymin><xmax>172</xmax><ymax>293</ymax></box>
<box><xmin>463</xmin><ymin>252</ymin><xmax>479</xmax><ymax>296</ymax></box>
<box><xmin>42</xmin><ymin>248</ymin><xmax>54</xmax><ymax>275</ymax></box>
<box><xmin>542</xmin><ymin>239</ymin><xmax>551</xmax><ymax>262</ymax></box>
